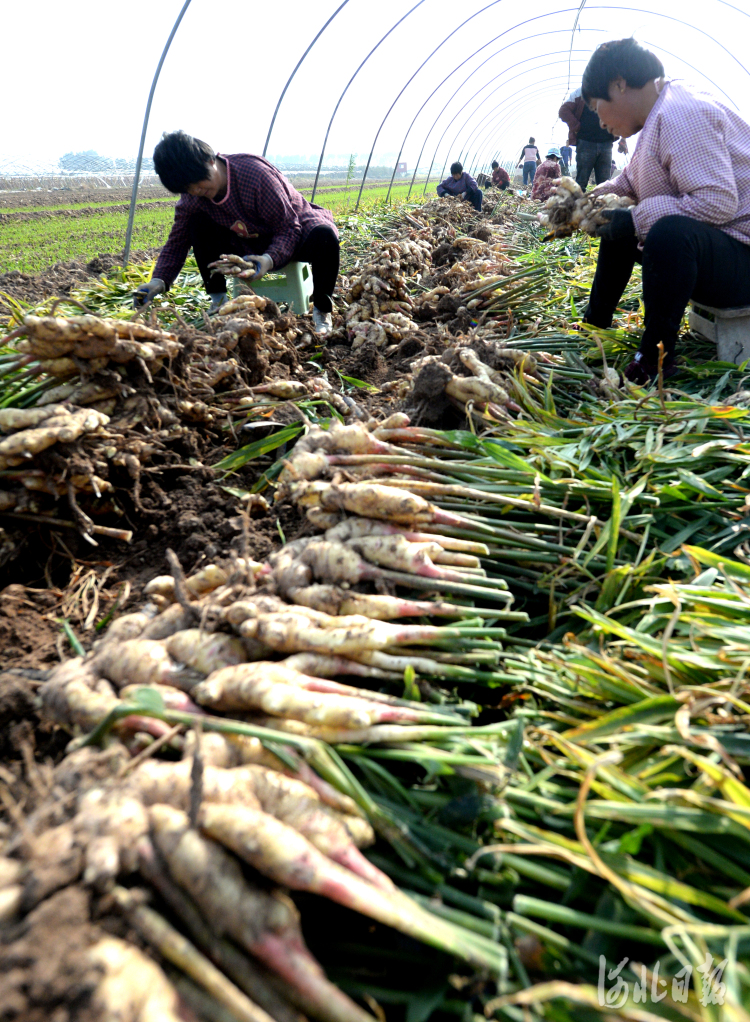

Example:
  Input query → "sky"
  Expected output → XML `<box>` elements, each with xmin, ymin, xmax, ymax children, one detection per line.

<box><xmin>2</xmin><ymin>0</ymin><xmax>750</xmax><ymax>179</ymax></box>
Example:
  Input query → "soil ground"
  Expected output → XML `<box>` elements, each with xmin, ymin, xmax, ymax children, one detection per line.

<box><xmin>0</xmin><ymin>193</ymin><xmax>513</xmax><ymax>1022</ymax></box>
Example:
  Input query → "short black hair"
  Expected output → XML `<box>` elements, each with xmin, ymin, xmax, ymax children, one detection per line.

<box><xmin>491</xmin><ymin>161</ymin><xmax>499</xmax><ymax>169</ymax></box>
<box><xmin>450</xmin><ymin>161</ymin><xmax>463</xmax><ymax>175</ymax></box>
<box><xmin>582</xmin><ymin>38</ymin><xmax>665</xmax><ymax>102</ymax></box>
<box><xmin>153</xmin><ymin>130</ymin><xmax>215</xmax><ymax>193</ymax></box>
<box><xmin>528</xmin><ymin>137</ymin><xmax>535</xmax><ymax>143</ymax></box>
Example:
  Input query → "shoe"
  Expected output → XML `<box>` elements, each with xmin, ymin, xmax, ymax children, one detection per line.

<box><xmin>208</xmin><ymin>293</ymin><xmax>229</xmax><ymax>315</ymax></box>
<box><xmin>312</xmin><ymin>307</ymin><xmax>333</xmax><ymax>336</ymax></box>
<box><xmin>623</xmin><ymin>350</ymin><xmax>678</xmax><ymax>385</ymax></box>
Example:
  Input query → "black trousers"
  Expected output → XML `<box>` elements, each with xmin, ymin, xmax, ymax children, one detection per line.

<box><xmin>587</xmin><ymin>214</ymin><xmax>750</xmax><ymax>360</ymax></box>
<box><xmin>190</xmin><ymin>213</ymin><xmax>340</xmax><ymax>313</ymax></box>
<box><xmin>575</xmin><ymin>140</ymin><xmax>613</xmax><ymax>191</ymax></box>
<box><xmin>466</xmin><ymin>187</ymin><xmax>483</xmax><ymax>212</ymax></box>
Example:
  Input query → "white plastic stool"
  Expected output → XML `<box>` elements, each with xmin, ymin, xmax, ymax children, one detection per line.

<box><xmin>689</xmin><ymin>301</ymin><xmax>750</xmax><ymax>365</ymax></box>
<box><xmin>232</xmin><ymin>261</ymin><xmax>313</xmax><ymax>314</ymax></box>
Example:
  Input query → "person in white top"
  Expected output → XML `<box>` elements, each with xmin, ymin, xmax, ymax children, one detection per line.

<box><xmin>517</xmin><ymin>137</ymin><xmax>541</xmax><ymax>186</ymax></box>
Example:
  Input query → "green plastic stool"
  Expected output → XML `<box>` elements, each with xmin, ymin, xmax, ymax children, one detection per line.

<box><xmin>232</xmin><ymin>260</ymin><xmax>313</xmax><ymax>314</ymax></box>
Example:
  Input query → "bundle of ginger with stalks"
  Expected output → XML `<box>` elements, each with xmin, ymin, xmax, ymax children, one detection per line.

<box><xmin>27</xmin><ymin>670</ymin><xmax>510</xmax><ymax>1013</ymax></box>
<box><xmin>538</xmin><ymin>176</ymin><xmax>635</xmax><ymax>238</ymax></box>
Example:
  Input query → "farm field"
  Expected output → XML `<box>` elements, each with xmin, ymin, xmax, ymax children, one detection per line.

<box><xmin>1</xmin><ymin>188</ymin><xmax>749</xmax><ymax>1022</ymax></box>
<box><xmin>0</xmin><ymin>179</ymin><xmax>431</xmax><ymax>275</ymax></box>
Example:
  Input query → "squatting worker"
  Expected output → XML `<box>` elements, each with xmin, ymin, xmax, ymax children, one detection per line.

<box><xmin>133</xmin><ymin>131</ymin><xmax>339</xmax><ymax>336</ymax></box>
<box><xmin>437</xmin><ymin>162</ymin><xmax>483</xmax><ymax>211</ymax></box>
<box><xmin>531</xmin><ymin>148</ymin><xmax>562</xmax><ymax>202</ymax></box>
<box><xmin>491</xmin><ymin>161</ymin><xmax>511</xmax><ymax>190</ymax></box>
<box><xmin>580</xmin><ymin>38</ymin><xmax>750</xmax><ymax>384</ymax></box>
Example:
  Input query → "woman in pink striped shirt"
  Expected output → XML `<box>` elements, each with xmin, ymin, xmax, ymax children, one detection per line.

<box><xmin>579</xmin><ymin>39</ymin><xmax>750</xmax><ymax>384</ymax></box>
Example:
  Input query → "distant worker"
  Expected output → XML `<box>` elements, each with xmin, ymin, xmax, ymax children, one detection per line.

<box><xmin>560</xmin><ymin>144</ymin><xmax>573</xmax><ymax>176</ymax></box>
<box><xmin>133</xmin><ymin>130</ymin><xmax>339</xmax><ymax>336</ymax></box>
<box><xmin>531</xmin><ymin>147</ymin><xmax>563</xmax><ymax>201</ymax></box>
<box><xmin>559</xmin><ymin>87</ymin><xmax>628</xmax><ymax>191</ymax></box>
<box><xmin>437</xmin><ymin>162</ymin><xmax>483</xmax><ymax>211</ymax></box>
<box><xmin>517</xmin><ymin>137</ymin><xmax>541</xmax><ymax>185</ymax></box>
<box><xmin>491</xmin><ymin>161</ymin><xmax>511</xmax><ymax>190</ymax></box>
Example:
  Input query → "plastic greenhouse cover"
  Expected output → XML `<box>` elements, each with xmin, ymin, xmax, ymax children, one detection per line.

<box><xmin>3</xmin><ymin>0</ymin><xmax>750</xmax><ymax>193</ymax></box>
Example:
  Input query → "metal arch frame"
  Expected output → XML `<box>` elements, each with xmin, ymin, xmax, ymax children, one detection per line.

<box><xmin>431</xmin><ymin>58</ymin><xmax>589</xmax><ymax>195</ymax></box>
<box><xmin>474</xmin><ymin>30</ymin><xmax>743</xmax><ymax>173</ymax></box>
<box><xmin>488</xmin><ymin>89</ymin><xmax>595</xmax><ymax>168</ymax></box>
<box><xmin>634</xmin><ymin>38</ymin><xmax>738</xmax><ymax>110</ymax></box>
<box><xmin>567</xmin><ymin>0</ymin><xmax>588</xmax><ymax>96</ymax></box>
<box><xmin>465</xmin><ymin>66</ymin><xmax>591</xmax><ymax>174</ymax></box>
<box><xmin>306</xmin><ymin>0</ymin><xmax>750</xmax><ymax>195</ymax></box>
<box><xmin>421</xmin><ymin>5</ymin><xmax>748</xmax><ymax>195</ymax></box>
<box><xmin>473</xmin><ymin>94</ymin><xmax>579</xmax><ymax>176</ymax></box>
<box><xmin>432</xmin><ymin>80</ymin><xmax>571</xmax><ymax>187</ymax></box>
<box><xmin>309</xmin><ymin>0</ymin><xmax>427</xmax><ymax>203</ymax></box>
<box><xmin>585</xmin><ymin>5</ymin><xmax>750</xmax><ymax>80</ymax></box>
<box><xmin>404</xmin><ymin>24</ymin><xmax>606</xmax><ymax>200</ymax></box>
<box><xmin>261</xmin><ymin>0</ymin><xmax>352</xmax><ymax>158</ymax></box>
<box><xmin>714</xmin><ymin>0</ymin><xmax>750</xmax><ymax>16</ymax></box>
<box><xmin>462</xmin><ymin>76</ymin><xmax>588</xmax><ymax>167</ymax></box>
<box><xmin>353</xmin><ymin>0</ymin><xmax>513</xmax><ymax>212</ymax></box>
<box><xmin>457</xmin><ymin>77</ymin><xmax>584</xmax><ymax>176</ymax></box>
<box><xmin>270</xmin><ymin>0</ymin><xmax>750</xmax><ymax>174</ymax></box>
<box><xmin>472</xmin><ymin>32</ymin><xmax>741</xmax><ymax>176</ymax></box>
<box><xmin>122</xmin><ymin>0</ymin><xmax>750</xmax><ymax>263</ymax></box>
<box><xmin>456</xmin><ymin>53</ymin><xmax>591</xmax><ymax>167</ymax></box>
<box><xmin>123</xmin><ymin>0</ymin><xmax>193</xmax><ymax>268</ymax></box>
<box><xmin>385</xmin><ymin>12</ymin><xmax>595</xmax><ymax>203</ymax></box>
<box><xmin>416</xmin><ymin>25</ymin><xmax>597</xmax><ymax>199</ymax></box>
<box><xmin>472</xmin><ymin>79</ymin><xmax>580</xmax><ymax>166</ymax></box>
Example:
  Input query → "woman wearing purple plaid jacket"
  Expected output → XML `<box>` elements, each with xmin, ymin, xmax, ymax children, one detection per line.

<box><xmin>580</xmin><ymin>39</ymin><xmax>750</xmax><ymax>384</ymax></box>
<box><xmin>134</xmin><ymin>131</ymin><xmax>339</xmax><ymax>336</ymax></box>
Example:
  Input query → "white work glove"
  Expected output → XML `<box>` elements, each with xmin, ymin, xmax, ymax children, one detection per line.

<box><xmin>133</xmin><ymin>278</ymin><xmax>165</xmax><ymax>308</ymax></box>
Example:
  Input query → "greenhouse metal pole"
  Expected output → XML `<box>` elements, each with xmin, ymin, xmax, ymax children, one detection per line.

<box><xmin>434</xmin><ymin>64</ymin><xmax>580</xmax><ymax>196</ymax></box>
<box><xmin>386</xmin><ymin>10</ymin><xmax>584</xmax><ymax>203</ymax></box>
<box><xmin>438</xmin><ymin>5</ymin><xmax>749</xmax><ymax>191</ymax></box>
<box><xmin>467</xmin><ymin>79</ymin><xmax>578</xmax><ymax>176</ymax></box>
<box><xmin>262</xmin><ymin>0</ymin><xmax>351</xmax><ymax>158</ymax></box>
<box><xmin>123</xmin><ymin>0</ymin><xmax>193</xmax><ymax>269</ymax></box>
<box><xmin>310</xmin><ymin>0</ymin><xmax>427</xmax><ymax>204</ymax></box>
<box><xmin>464</xmin><ymin>79</ymin><xmax>577</xmax><ymax>172</ymax></box>
<box><xmin>418</xmin><ymin>2</ymin><xmax>746</xmax><ymax>200</ymax></box>
<box><xmin>405</xmin><ymin>24</ymin><xmax>603</xmax><ymax>200</ymax></box>
<box><xmin>460</xmin><ymin>60</ymin><xmax>591</xmax><ymax>173</ymax></box>
<box><xmin>469</xmin><ymin>34</ymin><xmax>742</xmax><ymax>175</ymax></box>
<box><xmin>454</xmin><ymin>52</ymin><xmax>589</xmax><ymax>165</ymax></box>
<box><xmin>446</xmin><ymin>78</ymin><xmax>575</xmax><ymax>181</ymax></box>
<box><xmin>566</xmin><ymin>1</ymin><xmax>587</xmax><ymax>96</ymax></box>
<box><xmin>586</xmin><ymin>6</ymin><xmax>750</xmax><ymax>79</ymax></box>
<box><xmin>422</xmin><ymin>31</ymin><xmax>594</xmax><ymax>197</ymax></box>
<box><xmin>354</xmin><ymin>0</ymin><xmax>509</xmax><ymax>212</ymax></box>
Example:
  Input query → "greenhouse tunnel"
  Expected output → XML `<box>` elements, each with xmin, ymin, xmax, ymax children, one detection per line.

<box><xmin>4</xmin><ymin>1</ymin><xmax>750</xmax><ymax>1020</ymax></box>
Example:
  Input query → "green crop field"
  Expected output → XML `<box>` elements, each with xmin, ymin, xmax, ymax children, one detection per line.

<box><xmin>0</xmin><ymin>206</ymin><xmax>177</xmax><ymax>275</ymax></box>
<box><xmin>0</xmin><ymin>180</ymin><xmax>431</xmax><ymax>276</ymax></box>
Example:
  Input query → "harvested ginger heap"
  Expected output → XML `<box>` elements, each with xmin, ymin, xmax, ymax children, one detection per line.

<box><xmin>538</xmin><ymin>176</ymin><xmax>635</xmax><ymax>239</ymax></box>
